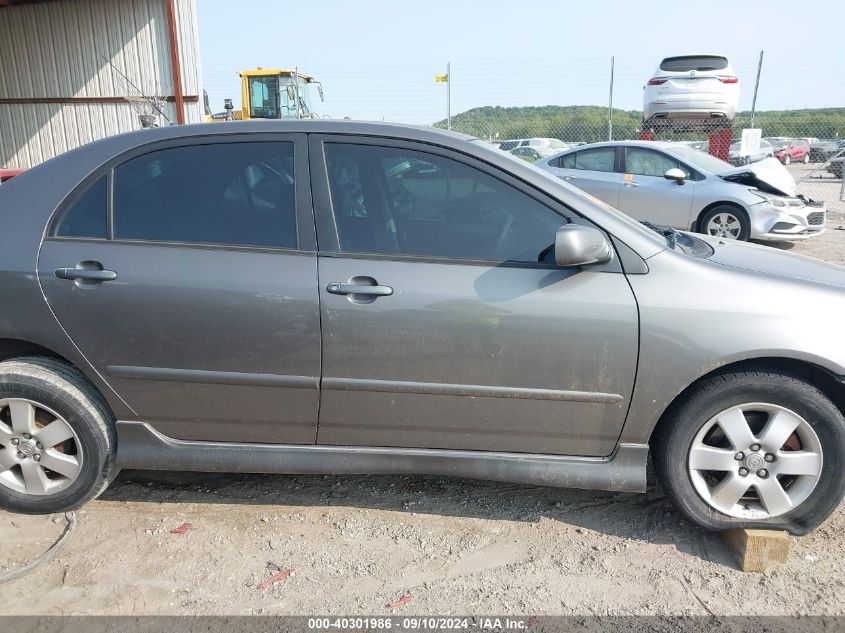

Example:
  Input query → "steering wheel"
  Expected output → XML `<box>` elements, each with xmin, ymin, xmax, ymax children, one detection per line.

<box><xmin>493</xmin><ymin>213</ymin><xmax>514</xmax><ymax>257</ymax></box>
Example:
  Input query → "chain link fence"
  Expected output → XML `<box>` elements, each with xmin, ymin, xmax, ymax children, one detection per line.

<box><xmin>426</xmin><ymin>56</ymin><xmax>845</xmax><ymax>220</ymax></box>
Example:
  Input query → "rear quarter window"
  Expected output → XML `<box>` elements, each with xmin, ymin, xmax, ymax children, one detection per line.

<box><xmin>52</xmin><ymin>176</ymin><xmax>108</xmax><ymax>239</ymax></box>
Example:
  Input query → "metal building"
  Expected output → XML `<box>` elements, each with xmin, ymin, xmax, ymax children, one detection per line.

<box><xmin>0</xmin><ymin>0</ymin><xmax>203</xmax><ymax>168</ymax></box>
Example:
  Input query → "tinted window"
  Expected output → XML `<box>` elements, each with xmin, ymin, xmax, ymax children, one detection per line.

<box><xmin>325</xmin><ymin>144</ymin><xmax>567</xmax><ymax>263</ymax></box>
<box><xmin>659</xmin><ymin>56</ymin><xmax>728</xmax><ymax>72</ymax></box>
<box><xmin>561</xmin><ymin>148</ymin><xmax>616</xmax><ymax>172</ymax></box>
<box><xmin>54</xmin><ymin>176</ymin><xmax>108</xmax><ymax>238</ymax></box>
<box><xmin>113</xmin><ymin>142</ymin><xmax>297</xmax><ymax>248</ymax></box>
<box><xmin>625</xmin><ymin>147</ymin><xmax>690</xmax><ymax>178</ymax></box>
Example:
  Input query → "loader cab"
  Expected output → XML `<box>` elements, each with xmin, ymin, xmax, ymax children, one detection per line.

<box><xmin>241</xmin><ymin>69</ymin><xmax>323</xmax><ymax>120</ymax></box>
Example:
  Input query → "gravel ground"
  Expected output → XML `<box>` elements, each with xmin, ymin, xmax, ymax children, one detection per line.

<box><xmin>1</xmin><ymin>229</ymin><xmax>844</xmax><ymax>617</ymax></box>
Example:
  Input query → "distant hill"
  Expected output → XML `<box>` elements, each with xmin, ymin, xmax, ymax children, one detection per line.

<box><xmin>433</xmin><ymin>105</ymin><xmax>845</xmax><ymax>143</ymax></box>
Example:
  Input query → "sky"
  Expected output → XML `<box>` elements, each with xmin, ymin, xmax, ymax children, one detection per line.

<box><xmin>197</xmin><ymin>0</ymin><xmax>844</xmax><ymax>125</ymax></box>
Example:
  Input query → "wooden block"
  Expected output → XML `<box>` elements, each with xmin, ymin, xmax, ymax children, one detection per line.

<box><xmin>721</xmin><ymin>528</ymin><xmax>791</xmax><ymax>573</ymax></box>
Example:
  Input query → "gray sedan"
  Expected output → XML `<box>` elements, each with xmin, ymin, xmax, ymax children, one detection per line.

<box><xmin>539</xmin><ymin>140</ymin><xmax>826</xmax><ymax>241</ymax></box>
<box><xmin>0</xmin><ymin>121</ymin><xmax>843</xmax><ymax>534</ymax></box>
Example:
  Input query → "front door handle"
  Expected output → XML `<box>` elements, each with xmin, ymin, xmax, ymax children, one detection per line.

<box><xmin>55</xmin><ymin>263</ymin><xmax>117</xmax><ymax>282</ymax></box>
<box><xmin>623</xmin><ymin>181</ymin><xmax>640</xmax><ymax>188</ymax></box>
<box><xmin>327</xmin><ymin>282</ymin><xmax>393</xmax><ymax>297</ymax></box>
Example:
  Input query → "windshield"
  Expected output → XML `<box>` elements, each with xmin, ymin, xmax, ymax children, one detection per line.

<box><xmin>664</xmin><ymin>145</ymin><xmax>734</xmax><ymax>173</ymax></box>
<box><xmin>280</xmin><ymin>76</ymin><xmax>315</xmax><ymax>118</ymax></box>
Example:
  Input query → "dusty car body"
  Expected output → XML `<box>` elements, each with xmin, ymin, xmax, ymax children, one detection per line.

<box><xmin>0</xmin><ymin>121</ymin><xmax>843</xmax><ymax>534</ymax></box>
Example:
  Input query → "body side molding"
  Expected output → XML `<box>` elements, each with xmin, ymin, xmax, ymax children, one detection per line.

<box><xmin>322</xmin><ymin>377</ymin><xmax>624</xmax><ymax>404</ymax></box>
<box><xmin>115</xmin><ymin>420</ymin><xmax>648</xmax><ymax>493</ymax></box>
<box><xmin>106</xmin><ymin>366</ymin><xmax>319</xmax><ymax>389</ymax></box>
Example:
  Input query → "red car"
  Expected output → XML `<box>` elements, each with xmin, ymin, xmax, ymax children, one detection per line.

<box><xmin>771</xmin><ymin>139</ymin><xmax>810</xmax><ymax>165</ymax></box>
<box><xmin>0</xmin><ymin>167</ymin><xmax>26</xmax><ymax>183</ymax></box>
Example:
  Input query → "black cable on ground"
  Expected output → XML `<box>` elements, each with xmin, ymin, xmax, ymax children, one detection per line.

<box><xmin>0</xmin><ymin>511</ymin><xmax>76</xmax><ymax>584</ymax></box>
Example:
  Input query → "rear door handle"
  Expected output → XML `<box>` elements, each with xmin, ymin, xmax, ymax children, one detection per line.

<box><xmin>55</xmin><ymin>264</ymin><xmax>117</xmax><ymax>282</ymax></box>
<box><xmin>326</xmin><ymin>282</ymin><xmax>393</xmax><ymax>297</ymax></box>
<box><xmin>624</xmin><ymin>181</ymin><xmax>640</xmax><ymax>188</ymax></box>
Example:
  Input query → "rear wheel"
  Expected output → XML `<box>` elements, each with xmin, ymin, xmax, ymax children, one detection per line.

<box><xmin>652</xmin><ymin>370</ymin><xmax>845</xmax><ymax>534</ymax></box>
<box><xmin>0</xmin><ymin>357</ymin><xmax>117</xmax><ymax>514</ymax></box>
<box><xmin>803</xmin><ymin>154</ymin><xmax>810</xmax><ymax>164</ymax></box>
<box><xmin>699</xmin><ymin>205</ymin><xmax>750</xmax><ymax>241</ymax></box>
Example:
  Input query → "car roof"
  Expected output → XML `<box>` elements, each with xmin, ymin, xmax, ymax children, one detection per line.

<box><xmin>106</xmin><ymin>119</ymin><xmax>478</xmax><ymax>147</ymax></box>
<box><xmin>555</xmin><ymin>140</ymin><xmax>682</xmax><ymax>153</ymax></box>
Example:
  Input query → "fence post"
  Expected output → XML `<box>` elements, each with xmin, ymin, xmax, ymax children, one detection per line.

<box><xmin>750</xmin><ymin>50</ymin><xmax>764</xmax><ymax>129</ymax></box>
<box><xmin>608</xmin><ymin>56</ymin><xmax>614</xmax><ymax>141</ymax></box>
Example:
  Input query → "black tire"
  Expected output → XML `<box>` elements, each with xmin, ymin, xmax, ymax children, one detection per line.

<box><xmin>0</xmin><ymin>357</ymin><xmax>117</xmax><ymax>514</ymax></box>
<box><xmin>652</xmin><ymin>370</ymin><xmax>845</xmax><ymax>535</ymax></box>
<box><xmin>698</xmin><ymin>205</ymin><xmax>751</xmax><ymax>241</ymax></box>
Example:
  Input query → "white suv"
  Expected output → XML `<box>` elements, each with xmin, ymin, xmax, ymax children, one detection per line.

<box><xmin>643</xmin><ymin>55</ymin><xmax>740</xmax><ymax>124</ymax></box>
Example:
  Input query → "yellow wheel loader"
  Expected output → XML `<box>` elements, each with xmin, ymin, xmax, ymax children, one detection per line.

<box><xmin>205</xmin><ymin>68</ymin><xmax>324</xmax><ymax>122</ymax></box>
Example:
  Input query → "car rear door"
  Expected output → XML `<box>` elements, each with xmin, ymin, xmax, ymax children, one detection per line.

<box><xmin>37</xmin><ymin>134</ymin><xmax>321</xmax><ymax>444</ymax></box>
<box><xmin>617</xmin><ymin>146</ymin><xmax>696</xmax><ymax>229</ymax></box>
<box><xmin>309</xmin><ymin>135</ymin><xmax>639</xmax><ymax>457</ymax></box>
<box><xmin>544</xmin><ymin>146</ymin><xmax>622</xmax><ymax>207</ymax></box>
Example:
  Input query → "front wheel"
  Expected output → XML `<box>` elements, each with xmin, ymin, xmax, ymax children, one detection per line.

<box><xmin>699</xmin><ymin>205</ymin><xmax>750</xmax><ymax>241</ymax></box>
<box><xmin>783</xmin><ymin>154</ymin><xmax>791</xmax><ymax>165</ymax></box>
<box><xmin>652</xmin><ymin>370</ymin><xmax>845</xmax><ymax>534</ymax></box>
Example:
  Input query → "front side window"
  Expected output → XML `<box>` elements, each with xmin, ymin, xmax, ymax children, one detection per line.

<box><xmin>113</xmin><ymin>142</ymin><xmax>297</xmax><ymax>249</ymax></box>
<box><xmin>53</xmin><ymin>175</ymin><xmax>108</xmax><ymax>238</ymax></box>
<box><xmin>325</xmin><ymin>144</ymin><xmax>568</xmax><ymax>263</ymax></box>
<box><xmin>624</xmin><ymin>148</ymin><xmax>689</xmax><ymax>178</ymax></box>
<box><xmin>561</xmin><ymin>148</ymin><xmax>616</xmax><ymax>172</ymax></box>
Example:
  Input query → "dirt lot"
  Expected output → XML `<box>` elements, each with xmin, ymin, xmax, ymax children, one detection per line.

<box><xmin>788</xmin><ymin>162</ymin><xmax>844</xmax><ymax>215</ymax></box>
<box><xmin>2</xmin><ymin>228</ymin><xmax>845</xmax><ymax>617</ymax></box>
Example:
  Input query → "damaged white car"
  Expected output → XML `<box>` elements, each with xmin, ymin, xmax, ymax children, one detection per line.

<box><xmin>539</xmin><ymin>140</ymin><xmax>826</xmax><ymax>242</ymax></box>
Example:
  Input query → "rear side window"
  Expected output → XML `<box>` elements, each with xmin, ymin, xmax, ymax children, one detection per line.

<box><xmin>659</xmin><ymin>56</ymin><xmax>728</xmax><ymax>72</ymax></box>
<box><xmin>54</xmin><ymin>176</ymin><xmax>108</xmax><ymax>238</ymax></box>
<box><xmin>561</xmin><ymin>148</ymin><xmax>616</xmax><ymax>172</ymax></box>
<box><xmin>113</xmin><ymin>142</ymin><xmax>297</xmax><ymax>248</ymax></box>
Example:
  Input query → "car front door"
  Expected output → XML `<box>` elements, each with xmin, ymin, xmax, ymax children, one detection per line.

<box><xmin>310</xmin><ymin>136</ymin><xmax>639</xmax><ymax>457</ymax></box>
<box><xmin>617</xmin><ymin>146</ymin><xmax>696</xmax><ymax>229</ymax></box>
<box><xmin>38</xmin><ymin>135</ymin><xmax>321</xmax><ymax>444</ymax></box>
<box><xmin>544</xmin><ymin>146</ymin><xmax>622</xmax><ymax>207</ymax></box>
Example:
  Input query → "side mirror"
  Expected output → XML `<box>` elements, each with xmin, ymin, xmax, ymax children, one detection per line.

<box><xmin>664</xmin><ymin>168</ymin><xmax>686</xmax><ymax>184</ymax></box>
<box><xmin>554</xmin><ymin>225</ymin><xmax>612</xmax><ymax>268</ymax></box>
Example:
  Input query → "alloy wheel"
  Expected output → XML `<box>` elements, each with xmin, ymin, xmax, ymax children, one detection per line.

<box><xmin>705</xmin><ymin>213</ymin><xmax>742</xmax><ymax>239</ymax></box>
<box><xmin>688</xmin><ymin>403</ymin><xmax>822</xmax><ymax>520</ymax></box>
<box><xmin>0</xmin><ymin>398</ymin><xmax>83</xmax><ymax>496</ymax></box>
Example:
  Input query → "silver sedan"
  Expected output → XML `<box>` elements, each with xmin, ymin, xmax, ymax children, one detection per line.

<box><xmin>538</xmin><ymin>140</ymin><xmax>826</xmax><ymax>241</ymax></box>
